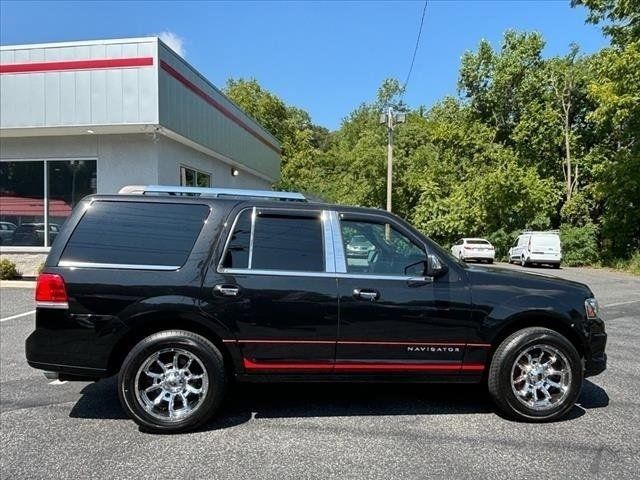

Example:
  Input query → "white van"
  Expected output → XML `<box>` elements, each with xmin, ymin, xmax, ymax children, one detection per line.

<box><xmin>508</xmin><ymin>231</ymin><xmax>562</xmax><ymax>268</ymax></box>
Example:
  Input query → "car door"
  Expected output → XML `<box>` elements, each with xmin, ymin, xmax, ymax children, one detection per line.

<box><xmin>509</xmin><ymin>236</ymin><xmax>521</xmax><ymax>260</ymax></box>
<box><xmin>202</xmin><ymin>205</ymin><xmax>339</xmax><ymax>373</ymax></box>
<box><xmin>333</xmin><ymin>212</ymin><xmax>478</xmax><ymax>375</ymax></box>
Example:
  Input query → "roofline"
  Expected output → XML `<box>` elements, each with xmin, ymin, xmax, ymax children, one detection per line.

<box><xmin>0</xmin><ymin>36</ymin><xmax>158</xmax><ymax>51</ymax></box>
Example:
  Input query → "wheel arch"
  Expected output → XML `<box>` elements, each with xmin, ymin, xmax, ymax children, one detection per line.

<box><xmin>488</xmin><ymin>311</ymin><xmax>586</xmax><ymax>359</ymax></box>
<box><xmin>107</xmin><ymin>312</ymin><xmax>237</xmax><ymax>379</ymax></box>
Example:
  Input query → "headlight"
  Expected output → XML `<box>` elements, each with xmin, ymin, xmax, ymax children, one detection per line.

<box><xmin>585</xmin><ymin>298</ymin><xmax>599</xmax><ymax>319</ymax></box>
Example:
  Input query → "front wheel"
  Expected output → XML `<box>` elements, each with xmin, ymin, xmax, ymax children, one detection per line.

<box><xmin>520</xmin><ymin>256</ymin><xmax>529</xmax><ymax>267</ymax></box>
<box><xmin>118</xmin><ymin>330</ymin><xmax>227</xmax><ymax>433</ymax></box>
<box><xmin>488</xmin><ymin>327</ymin><xmax>583</xmax><ymax>422</ymax></box>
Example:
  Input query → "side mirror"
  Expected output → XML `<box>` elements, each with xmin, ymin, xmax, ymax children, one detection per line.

<box><xmin>403</xmin><ymin>255</ymin><xmax>447</xmax><ymax>278</ymax></box>
<box><xmin>425</xmin><ymin>254</ymin><xmax>447</xmax><ymax>278</ymax></box>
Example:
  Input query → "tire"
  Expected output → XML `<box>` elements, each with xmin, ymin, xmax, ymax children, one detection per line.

<box><xmin>488</xmin><ymin>327</ymin><xmax>582</xmax><ymax>422</ymax></box>
<box><xmin>521</xmin><ymin>256</ymin><xmax>528</xmax><ymax>267</ymax></box>
<box><xmin>553</xmin><ymin>263</ymin><xmax>560</xmax><ymax>269</ymax></box>
<box><xmin>118</xmin><ymin>330</ymin><xmax>227</xmax><ymax>433</ymax></box>
<box><xmin>488</xmin><ymin>259</ymin><xmax>494</xmax><ymax>264</ymax></box>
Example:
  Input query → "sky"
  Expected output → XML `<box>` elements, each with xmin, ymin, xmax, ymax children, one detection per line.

<box><xmin>0</xmin><ymin>1</ymin><xmax>608</xmax><ymax>131</ymax></box>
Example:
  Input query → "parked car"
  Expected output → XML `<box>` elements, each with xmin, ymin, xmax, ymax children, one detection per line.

<box><xmin>509</xmin><ymin>231</ymin><xmax>562</xmax><ymax>268</ymax></box>
<box><xmin>451</xmin><ymin>238</ymin><xmax>495</xmax><ymax>263</ymax></box>
<box><xmin>0</xmin><ymin>221</ymin><xmax>17</xmax><ymax>245</ymax></box>
<box><xmin>345</xmin><ymin>234</ymin><xmax>376</xmax><ymax>258</ymax></box>
<box><xmin>11</xmin><ymin>223</ymin><xmax>60</xmax><ymax>246</ymax></box>
<box><xmin>27</xmin><ymin>186</ymin><xmax>606</xmax><ymax>433</ymax></box>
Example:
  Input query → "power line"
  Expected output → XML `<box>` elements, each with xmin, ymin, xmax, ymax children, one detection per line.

<box><xmin>402</xmin><ymin>0</ymin><xmax>428</xmax><ymax>95</ymax></box>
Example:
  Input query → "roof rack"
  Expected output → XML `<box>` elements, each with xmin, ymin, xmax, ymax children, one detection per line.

<box><xmin>522</xmin><ymin>230</ymin><xmax>560</xmax><ymax>234</ymax></box>
<box><xmin>118</xmin><ymin>185</ymin><xmax>308</xmax><ymax>202</ymax></box>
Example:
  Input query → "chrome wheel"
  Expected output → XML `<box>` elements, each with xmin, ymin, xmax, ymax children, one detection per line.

<box><xmin>134</xmin><ymin>348</ymin><xmax>209</xmax><ymax>422</ymax></box>
<box><xmin>510</xmin><ymin>344</ymin><xmax>572</xmax><ymax>411</ymax></box>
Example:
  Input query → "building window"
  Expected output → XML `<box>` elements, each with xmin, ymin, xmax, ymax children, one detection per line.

<box><xmin>180</xmin><ymin>166</ymin><xmax>211</xmax><ymax>188</ymax></box>
<box><xmin>0</xmin><ymin>159</ymin><xmax>97</xmax><ymax>247</ymax></box>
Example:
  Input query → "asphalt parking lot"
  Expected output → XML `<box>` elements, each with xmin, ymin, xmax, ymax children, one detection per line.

<box><xmin>1</xmin><ymin>264</ymin><xmax>639</xmax><ymax>479</ymax></box>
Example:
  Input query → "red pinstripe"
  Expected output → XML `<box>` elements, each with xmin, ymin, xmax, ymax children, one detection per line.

<box><xmin>242</xmin><ymin>358</ymin><xmax>485</xmax><ymax>372</ymax></box>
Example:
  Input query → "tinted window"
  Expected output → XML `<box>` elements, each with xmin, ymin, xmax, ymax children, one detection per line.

<box><xmin>61</xmin><ymin>201</ymin><xmax>209</xmax><ymax>267</ymax></box>
<box><xmin>251</xmin><ymin>214</ymin><xmax>324</xmax><ymax>271</ymax></box>
<box><xmin>467</xmin><ymin>240</ymin><xmax>490</xmax><ymax>245</ymax></box>
<box><xmin>341</xmin><ymin>220</ymin><xmax>425</xmax><ymax>275</ymax></box>
<box><xmin>222</xmin><ymin>209</ymin><xmax>252</xmax><ymax>269</ymax></box>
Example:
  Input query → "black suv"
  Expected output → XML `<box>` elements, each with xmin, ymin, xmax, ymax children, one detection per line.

<box><xmin>26</xmin><ymin>188</ymin><xmax>607</xmax><ymax>433</ymax></box>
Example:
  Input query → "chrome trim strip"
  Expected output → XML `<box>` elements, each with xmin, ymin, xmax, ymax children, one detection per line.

<box><xmin>248</xmin><ymin>207</ymin><xmax>256</xmax><ymax>269</ymax></box>
<box><xmin>322</xmin><ymin>211</ymin><xmax>336</xmax><ymax>273</ymax></box>
<box><xmin>58</xmin><ymin>261</ymin><xmax>179</xmax><ymax>271</ymax></box>
<box><xmin>328</xmin><ymin>210</ymin><xmax>347</xmax><ymax>273</ymax></box>
<box><xmin>218</xmin><ymin>268</ymin><xmax>421</xmax><ymax>281</ymax></box>
<box><xmin>216</xmin><ymin>207</ymin><xmax>252</xmax><ymax>272</ymax></box>
<box><xmin>220</xmin><ymin>268</ymin><xmax>335</xmax><ymax>278</ymax></box>
<box><xmin>36</xmin><ymin>301</ymin><xmax>69</xmax><ymax>309</ymax></box>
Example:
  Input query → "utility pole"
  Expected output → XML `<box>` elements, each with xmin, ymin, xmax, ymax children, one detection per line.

<box><xmin>380</xmin><ymin>107</ymin><xmax>405</xmax><ymax>213</ymax></box>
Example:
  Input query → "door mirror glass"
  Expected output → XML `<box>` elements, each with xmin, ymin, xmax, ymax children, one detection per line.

<box><xmin>403</xmin><ymin>259</ymin><xmax>427</xmax><ymax>276</ymax></box>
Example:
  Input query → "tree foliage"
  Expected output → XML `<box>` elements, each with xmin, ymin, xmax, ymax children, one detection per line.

<box><xmin>223</xmin><ymin>0</ymin><xmax>639</xmax><ymax>262</ymax></box>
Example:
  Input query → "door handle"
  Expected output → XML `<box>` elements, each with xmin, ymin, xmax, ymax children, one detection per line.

<box><xmin>353</xmin><ymin>288</ymin><xmax>380</xmax><ymax>302</ymax></box>
<box><xmin>214</xmin><ymin>284</ymin><xmax>240</xmax><ymax>297</ymax></box>
<box><xmin>407</xmin><ymin>276</ymin><xmax>433</xmax><ymax>287</ymax></box>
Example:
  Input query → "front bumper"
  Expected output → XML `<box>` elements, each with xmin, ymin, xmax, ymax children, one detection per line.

<box><xmin>584</xmin><ymin>318</ymin><xmax>607</xmax><ymax>377</ymax></box>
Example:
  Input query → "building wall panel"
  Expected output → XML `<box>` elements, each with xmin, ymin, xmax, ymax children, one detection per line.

<box><xmin>157</xmin><ymin>43</ymin><xmax>281</xmax><ymax>182</ymax></box>
<box><xmin>0</xmin><ymin>39</ymin><xmax>159</xmax><ymax>129</ymax></box>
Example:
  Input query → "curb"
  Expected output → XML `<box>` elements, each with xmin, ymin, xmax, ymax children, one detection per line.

<box><xmin>0</xmin><ymin>280</ymin><xmax>36</xmax><ymax>289</ymax></box>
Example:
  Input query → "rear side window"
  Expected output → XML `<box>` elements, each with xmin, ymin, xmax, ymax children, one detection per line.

<box><xmin>252</xmin><ymin>214</ymin><xmax>324</xmax><ymax>271</ymax></box>
<box><xmin>220</xmin><ymin>209</ymin><xmax>324</xmax><ymax>272</ymax></box>
<box><xmin>60</xmin><ymin>201</ymin><xmax>209</xmax><ymax>267</ymax></box>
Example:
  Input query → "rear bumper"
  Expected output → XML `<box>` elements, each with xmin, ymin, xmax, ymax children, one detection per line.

<box><xmin>528</xmin><ymin>253</ymin><xmax>561</xmax><ymax>264</ymax></box>
<box><xmin>462</xmin><ymin>251</ymin><xmax>495</xmax><ymax>260</ymax></box>
<box><xmin>25</xmin><ymin>308</ymin><xmax>125</xmax><ymax>378</ymax></box>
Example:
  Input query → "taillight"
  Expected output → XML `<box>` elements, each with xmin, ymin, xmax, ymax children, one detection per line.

<box><xmin>35</xmin><ymin>273</ymin><xmax>69</xmax><ymax>308</ymax></box>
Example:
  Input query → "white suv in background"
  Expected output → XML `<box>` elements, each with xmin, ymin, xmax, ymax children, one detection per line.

<box><xmin>451</xmin><ymin>238</ymin><xmax>495</xmax><ymax>263</ymax></box>
<box><xmin>508</xmin><ymin>231</ymin><xmax>562</xmax><ymax>268</ymax></box>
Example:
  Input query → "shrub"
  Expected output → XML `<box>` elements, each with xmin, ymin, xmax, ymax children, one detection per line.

<box><xmin>628</xmin><ymin>251</ymin><xmax>640</xmax><ymax>275</ymax></box>
<box><xmin>560</xmin><ymin>223</ymin><xmax>599</xmax><ymax>266</ymax></box>
<box><xmin>486</xmin><ymin>228</ymin><xmax>520</xmax><ymax>262</ymax></box>
<box><xmin>0</xmin><ymin>258</ymin><xmax>21</xmax><ymax>280</ymax></box>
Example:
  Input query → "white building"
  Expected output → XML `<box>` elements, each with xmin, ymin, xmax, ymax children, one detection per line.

<box><xmin>0</xmin><ymin>37</ymin><xmax>282</xmax><ymax>275</ymax></box>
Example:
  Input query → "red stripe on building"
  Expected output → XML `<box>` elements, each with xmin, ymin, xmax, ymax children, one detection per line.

<box><xmin>0</xmin><ymin>57</ymin><xmax>154</xmax><ymax>74</ymax></box>
<box><xmin>159</xmin><ymin>60</ymin><xmax>281</xmax><ymax>155</ymax></box>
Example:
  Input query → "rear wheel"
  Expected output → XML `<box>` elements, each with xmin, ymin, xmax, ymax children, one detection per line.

<box><xmin>118</xmin><ymin>330</ymin><xmax>226</xmax><ymax>433</ymax></box>
<box><xmin>553</xmin><ymin>263</ymin><xmax>561</xmax><ymax>269</ymax></box>
<box><xmin>488</xmin><ymin>327</ymin><xmax>582</xmax><ymax>422</ymax></box>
